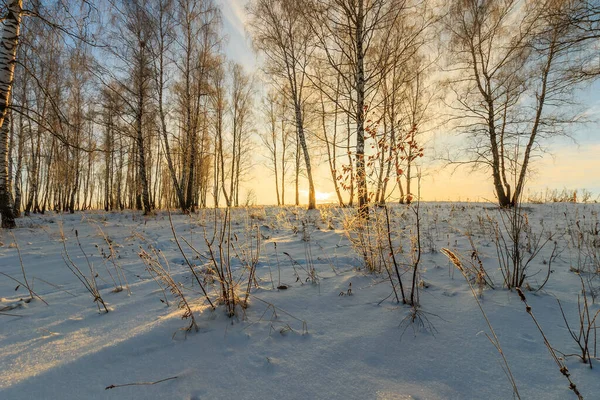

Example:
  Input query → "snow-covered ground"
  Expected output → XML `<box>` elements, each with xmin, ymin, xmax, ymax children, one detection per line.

<box><xmin>1</xmin><ymin>203</ymin><xmax>600</xmax><ymax>400</ymax></box>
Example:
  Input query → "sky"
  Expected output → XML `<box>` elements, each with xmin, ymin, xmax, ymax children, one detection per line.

<box><xmin>218</xmin><ymin>0</ymin><xmax>600</xmax><ymax>205</ymax></box>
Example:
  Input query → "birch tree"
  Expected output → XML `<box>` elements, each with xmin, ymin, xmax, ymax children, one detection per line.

<box><xmin>228</xmin><ymin>62</ymin><xmax>254</xmax><ymax>207</ymax></box>
<box><xmin>0</xmin><ymin>0</ymin><xmax>22</xmax><ymax>228</ymax></box>
<box><xmin>248</xmin><ymin>0</ymin><xmax>317</xmax><ymax>209</ymax></box>
<box><xmin>446</xmin><ymin>0</ymin><xmax>585</xmax><ymax>207</ymax></box>
<box><xmin>149</xmin><ymin>0</ymin><xmax>188</xmax><ymax>212</ymax></box>
<box><xmin>261</xmin><ymin>89</ymin><xmax>281</xmax><ymax>205</ymax></box>
<box><xmin>307</xmin><ymin>0</ymin><xmax>420</xmax><ymax>215</ymax></box>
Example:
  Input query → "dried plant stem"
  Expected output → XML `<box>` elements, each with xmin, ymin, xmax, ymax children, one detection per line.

<box><xmin>59</xmin><ymin>224</ymin><xmax>108</xmax><ymax>313</ymax></box>
<box><xmin>167</xmin><ymin>209</ymin><xmax>215</xmax><ymax>310</ymax></box>
<box><xmin>275</xmin><ymin>242</ymin><xmax>281</xmax><ymax>287</ymax></box>
<box><xmin>0</xmin><ymin>271</ymin><xmax>47</xmax><ymax>305</ymax></box>
<box><xmin>139</xmin><ymin>247</ymin><xmax>198</xmax><ymax>334</ymax></box>
<box><xmin>516</xmin><ymin>288</ymin><xmax>583</xmax><ymax>400</ymax></box>
<box><xmin>7</xmin><ymin>232</ymin><xmax>48</xmax><ymax>305</ymax></box>
<box><xmin>441</xmin><ymin>248</ymin><xmax>521</xmax><ymax>400</ymax></box>
<box><xmin>96</xmin><ymin>224</ymin><xmax>131</xmax><ymax>295</ymax></box>
<box><xmin>242</xmin><ymin>224</ymin><xmax>261</xmax><ymax>307</ymax></box>
<box><xmin>557</xmin><ymin>275</ymin><xmax>600</xmax><ymax>369</ymax></box>
<box><xmin>385</xmin><ymin>205</ymin><xmax>406</xmax><ymax>304</ymax></box>
<box><xmin>409</xmin><ymin>188</ymin><xmax>422</xmax><ymax>307</ymax></box>
<box><xmin>105</xmin><ymin>376</ymin><xmax>178</xmax><ymax>390</ymax></box>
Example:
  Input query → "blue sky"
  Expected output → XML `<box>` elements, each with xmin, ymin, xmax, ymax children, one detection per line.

<box><xmin>218</xmin><ymin>0</ymin><xmax>256</xmax><ymax>70</ymax></box>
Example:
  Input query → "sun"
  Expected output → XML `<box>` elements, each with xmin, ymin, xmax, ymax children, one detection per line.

<box><xmin>315</xmin><ymin>191</ymin><xmax>332</xmax><ymax>203</ymax></box>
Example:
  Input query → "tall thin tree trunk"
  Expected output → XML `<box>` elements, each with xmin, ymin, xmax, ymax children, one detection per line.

<box><xmin>293</xmin><ymin>101</ymin><xmax>315</xmax><ymax>209</ymax></box>
<box><xmin>346</xmin><ymin>107</ymin><xmax>354</xmax><ymax>206</ymax></box>
<box><xmin>13</xmin><ymin>112</ymin><xmax>23</xmax><ymax>216</ymax></box>
<box><xmin>355</xmin><ymin>0</ymin><xmax>368</xmax><ymax>217</ymax></box>
<box><xmin>295</xmin><ymin>135</ymin><xmax>299</xmax><ymax>206</ymax></box>
<box><xmin>0</xmin><ymin>114</ymin><xmax>15</xmax><ymax>227</ymax></box>
<box><xmin>321</xmin><ymin>88</ymin><xmax>343</xmax><ymax>206</ymax></box>
<box><xmin>0</xmin><ymin>0</ymin><xmax>21</xmax><ymax>228</ymax></box>
<box><xmin>280</xmin><ymin>119</ymin><xmax>286</xmax><ymax>206</ymax></box>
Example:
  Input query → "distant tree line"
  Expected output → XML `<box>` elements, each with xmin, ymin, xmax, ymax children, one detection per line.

<box><xmin>0</xmin><ymin>0</ymin><xmax>599</xmax><ymax>228</ymax></box>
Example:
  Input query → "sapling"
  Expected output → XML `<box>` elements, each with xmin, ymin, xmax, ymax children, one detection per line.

<box><xmin>408</xmin><ymin>193</ymin><xmax>422</xmax><ymax>307</ymax></box>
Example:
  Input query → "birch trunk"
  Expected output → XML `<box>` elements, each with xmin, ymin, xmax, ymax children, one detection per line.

<box><xmin>0</xmin><ymin>0</ymin><xmax>22</xmax><ymax>228</ymax></box>
<box><xmin>0</xmin><ymin>113</ymin><xmax>15</xmax><ymax>227</ymax></box>
<box><xmin>355</xmin><ymin>0</ymin><xmax>368</xmax><ymax>217</ymax></box>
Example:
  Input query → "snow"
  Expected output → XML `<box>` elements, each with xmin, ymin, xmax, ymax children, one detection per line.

<box><xmin>1</xmin><ymin>203</ymin><xmax>600</xmax><ymax>399</ymax></box>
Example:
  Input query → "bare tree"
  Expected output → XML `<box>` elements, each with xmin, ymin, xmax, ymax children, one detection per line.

<box><xmin>101</xmin><ymin>0</ymin><xmax>155</xmax><ymax>214</ymax></box>
<box><xmin>148</xmin><ymin>0</ymin><xmax>187</xmax><ymax>212</ymax></box>
<box><xmin>210</xmin><ymin>57</ymin><xmax>229</xmax><ymax>207</ymax></box>
<box><xmin>248</xmin><ymin>0</ymin><xmax>317</xmax><ymax>209</ymax></box>
<box><xmin>228</xmin><ymin>62</ymin><xmax>254</xmax><ymax>207</ymax></box>
<box><xmin>312</xmin><ymin>66</ymin><xmax>345</xmax><ymax>206</ymax></box>
<box><xmin>173</xmin><ymin>0</ymin><xmax>220</xmax><ymax>212</ymax></box>
<box><xmin>445</xmin><ymin>0</ymin><xmax>586</xmax><ymax>207</ymax></box>
<box><xmin>307</xmin><ymin>0</ymin><xmax>424</xmax><ymax>215</ymax></box>
<box><xmin>261</xmin><ymin>89</ymin><xmax>281</xmax><ymax>205</ymax></box>
<box><xmin>67</xmin><ymin>45</ymin><xmax>91</xmax><ymax>213</ymax></box>
<box><xmin>0</xmin><ymin>0</ymin><xmax>22</xmax><ymax>228</ymax></box>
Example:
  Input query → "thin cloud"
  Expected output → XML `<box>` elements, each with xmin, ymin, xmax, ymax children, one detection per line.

<box><xmin>220</xmin><ymin>0</ymin><xmax>247</xmax><ymax>39</ymax></box>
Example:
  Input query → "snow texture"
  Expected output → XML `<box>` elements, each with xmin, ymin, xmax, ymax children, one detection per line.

<box><xmin>1</xmin><ymin>203</ymin><xmax>600</xmax><ymax>399</ymax></box>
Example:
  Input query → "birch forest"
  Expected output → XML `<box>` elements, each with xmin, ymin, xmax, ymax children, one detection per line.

<box><xmin>1</xmin><ymin>0</ymin><xmax>599</xmax><ymax>228</ymax></box>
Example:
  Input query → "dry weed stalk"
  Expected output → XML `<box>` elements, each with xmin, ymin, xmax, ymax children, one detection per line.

<box><xmin>139</xmin><ymin>247</ymin><xmax>198</xmax><ymax>336</ymax></box>
<box><xmin>168</xmin><ymin>209</ymin><xmax>215</xmax><ymax>310</ymax></box>
<box><xmin>488</xmin><ymin>206</ymin><xmax>554</xmax><ymax>289</ymax></box>
<box><xmin>95</xmin><ymin>223</ymin><xmax>131</xmax><ymax>295</ymax></box>
<box><xmin>345</xmin><ymin>207</ymin><xmax>403</xmax><ymax>302</ymax></box>
<box><xmin>183</xmin><ymin>208</ymin><xmax>262</xmax><ymax>317</ymax></box>
<box><xmin>516</xmin><ymin>288</ymin><xmax>583</xmax><ymax>399</ymax></box>
<box><xmin>464</xmin><ymin>233</ymin><xmax>494</xmax><ymax>296</ymax></box>
<box><xmin>59</xmin><ymin>223</ymin><xmax>108</xmax><ymax>313</ymax></box>
<box><xmin>202</xmin><ymin>207</ymin><xmax>237</xmax><ymax>316</ymax></box>
<box><xmin>230</xmin><ymin>216</ymin><xmax>262</xmax><ymax>307</ymax></box>
<box><xmin>7</xmin><ymin>232</ymin><xmax>48</xmax><ymax>305</ymax></box>
<box><xmin>282</xmin><ymin>251</ymin><xmax>318</xmax><ymax>284</ymax></box>
<box><xmin>557</xmin><ymin>275</ymin><xmax>600</xmax><ymax>369</ymax></box>
<box><xmin>441</xmin><ymin>248</ymin><xmax>521</xmax><ymax>400</ymax></box>
<box><xmin>344</xmin><ymin>199</ymin><xmax>422</xmax><ymax>306</ymax></box>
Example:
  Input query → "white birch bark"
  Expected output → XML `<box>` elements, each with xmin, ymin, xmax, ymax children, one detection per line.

<box><xmin>0</xmin><ymin>0</ymin><xmax>22</xmax><ymax>228</ymax></box>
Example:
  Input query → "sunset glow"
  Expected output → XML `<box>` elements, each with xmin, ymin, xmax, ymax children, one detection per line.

<box><xmin>315</xmin><ymin>191</ymin><xmax>332</xmax><ymax>203</ymax></box>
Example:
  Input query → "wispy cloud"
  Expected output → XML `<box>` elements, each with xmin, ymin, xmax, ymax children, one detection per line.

<box><xmin>219</xmin><ymin>0</ymin><xmax>247</xmax><ymax>39</ymax></box>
